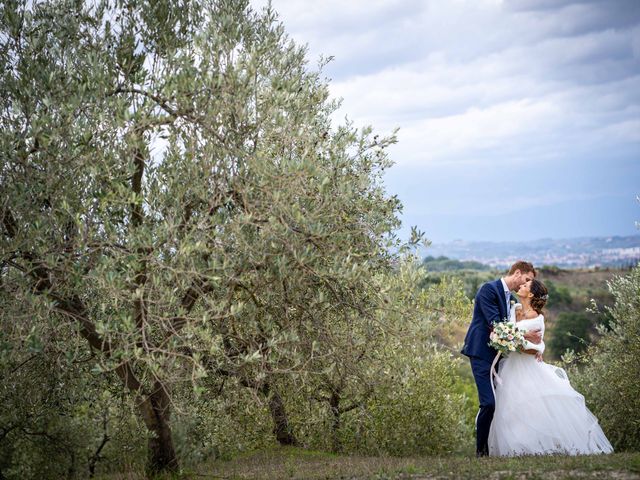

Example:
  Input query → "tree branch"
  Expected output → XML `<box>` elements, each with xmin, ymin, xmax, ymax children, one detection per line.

<box><xmin>46</xmin><ymin>293</ymin><xmax>143</xmax><ymax>393</ymax></box>
<box><xmin>88</xmin><ymin>411</ymin><xmax>110</xmax><ymax>478</ymax></box>
<box><xmin>1</xmin><ymin>205</ymin><xmax>17</xmax><ymax>238</ymax></box>
<box><xmin>130</xmin><ymin>131</ymin><xmax>149</xmax><ymax>349</ymax></box>
<box><xmin>166</xmin><ymin>277</ymin><xmax>214</xmax><ymax>335</ymax></box>
<box><xmin>111</xmin><ymin>86</ymin><xmax>184</xmax><ymax>118</ymax></box>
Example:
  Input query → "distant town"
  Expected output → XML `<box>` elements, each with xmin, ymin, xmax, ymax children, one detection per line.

<box><xmin>421</xmin><ymin>235</ymin><xmax>640</xmax><ymax>269</ymax></box>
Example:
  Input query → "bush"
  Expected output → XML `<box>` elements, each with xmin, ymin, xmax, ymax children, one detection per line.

<box><xmin>548</xmin><ymin>312</ymin><xmax>593</xmax><ymax>357</ymax></box>
<box><xmin>263</xmin><ymin>261</ymin><xmax>473</xmax><ymax>457</ymax></box>
<box><xmin>171</xmin><ymin>381</ymin><xmax>276</xmax><ymax>465</ymax></box>
<box><xmin>567</xmin><ymin>265</ymin><xmax>640</xmax><ymax>451</ymax></box>
<box><xmin>283</xmin><ymin>349</ymin><xmax>471</xmax><ymax>457</ymax></box>
<box><xmin>0</xmin><ymin>355</ymin><xmax>147</xmax><ymax>479</ymax></box>
<box><xmin>352</xmin><ymin>350</ymin><xmax>471</xmax><ymax>456</ymax></box>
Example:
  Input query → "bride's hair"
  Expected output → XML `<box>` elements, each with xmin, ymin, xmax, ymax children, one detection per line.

<box><xmin>530</xmin><ymin>279</ymin><xmax>549</xmax><ymax>314</ymax></box>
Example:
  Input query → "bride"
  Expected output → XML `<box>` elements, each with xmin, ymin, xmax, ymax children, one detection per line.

<box><xmin>488</xmin><ymin>279</ymin><xmax>613</xmax><ymax>456</ymax></box>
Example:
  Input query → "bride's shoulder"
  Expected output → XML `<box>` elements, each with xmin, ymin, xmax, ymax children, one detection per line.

<box><xmin>533</xmin><ymin>313</ymin><xmax>545</xmax><ymax>324</ymax></box>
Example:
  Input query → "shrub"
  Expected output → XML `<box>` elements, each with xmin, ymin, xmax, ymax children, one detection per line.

<box><xmin>548</xmin><ymin>312</ymin><xmax>593</xmax><ymax>357</ymax></box>
<box><xmin>352</xmin><ymin>350</ymin><xmax>471</xmax><ymax>456</ymax></box>
<box><xmin>567</xmin><ymin>265</ymin><xmax>640</xmax><ymax>451</ymax></box>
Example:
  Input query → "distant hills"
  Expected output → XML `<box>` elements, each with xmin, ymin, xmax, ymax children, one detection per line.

<box><xmin>420</xmin><ymin>235</ymin><xmax>640</xmax><ymax>269</ymax></box>
<box><xmin>422</xmin><ymin>256</ymin><xmax>492</xmax><ymax>272</ymax></box>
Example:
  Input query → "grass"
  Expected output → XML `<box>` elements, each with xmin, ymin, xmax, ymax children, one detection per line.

<box><xmin>188</xmin><ymin>446</ymin><xmax>640</xmax><ymax>480</ymax></box>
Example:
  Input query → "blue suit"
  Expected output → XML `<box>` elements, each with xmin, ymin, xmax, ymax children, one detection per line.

<box><xmin>461</xmin><ymin>279</ymin><xmax>510</xmax><ymax>456</ymax></box>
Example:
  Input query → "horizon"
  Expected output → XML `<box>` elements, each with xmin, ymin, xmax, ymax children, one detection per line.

<box><xmin>419</xmin><ymin>232</ymin><xmax>640</xmax><ymax>269</ymax></box>
<box><xmin>426</xmin><ymin>232</ymin><xmax>640</xmax><ymax>246</ymax></box>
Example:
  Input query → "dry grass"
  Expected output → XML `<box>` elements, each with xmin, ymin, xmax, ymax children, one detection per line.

<box><xmin>188</xmin><ymin>447</ymin><xmax>640</xmax><ymax>480</ymax></box>
<box><xmin>96</xmin><ymin>447</ymin><xmax>640</xmax><ymax>479</ymax></box>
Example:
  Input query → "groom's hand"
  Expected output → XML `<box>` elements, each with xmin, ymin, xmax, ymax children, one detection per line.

<box><xmin>524</xmin><ymin>329</ymin><xmax>542</xmax><ymax>344</ymax></box>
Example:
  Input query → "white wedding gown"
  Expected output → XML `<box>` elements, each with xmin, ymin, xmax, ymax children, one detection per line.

<box><xmin>488</xmin><ymin>306</ymin><xmax>613</xmax><ymax>456</ymax></box>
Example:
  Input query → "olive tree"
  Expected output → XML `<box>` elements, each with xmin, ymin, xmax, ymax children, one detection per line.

<box><xmin>1</xmin><ymin>0</ymin><xmax>411</xmax><ymax>473</ymax></box>
<box><xmin>567</xmin><ymin>264</ymin><xmax>640</xmax><ymax>451</ymax></box>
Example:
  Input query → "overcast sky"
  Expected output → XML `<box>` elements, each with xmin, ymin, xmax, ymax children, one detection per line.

<box><xmin>251</xmin><ymin>0</ymin><xmax>640</xmax><ymax>243</ymax></box>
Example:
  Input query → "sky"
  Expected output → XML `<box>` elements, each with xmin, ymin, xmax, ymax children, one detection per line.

<box><xmin>250</xmin><ymin>0</ymin><xmax>640</xmax><ymax>243</ymax></box>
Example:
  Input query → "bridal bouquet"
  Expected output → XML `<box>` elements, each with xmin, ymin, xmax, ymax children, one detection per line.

<box><xmin>489</xmin><ymin>321</ymin><xmax>526</xmax><ymax>355</ymax></box>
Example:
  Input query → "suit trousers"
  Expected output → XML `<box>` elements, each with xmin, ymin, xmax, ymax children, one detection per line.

<box><xmin>470</xmin><ymin>355</ymin><xmax>499</xmax><ymax>456</ymax></box>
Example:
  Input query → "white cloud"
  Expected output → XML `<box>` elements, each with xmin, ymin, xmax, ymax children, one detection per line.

<box><xmin>249</xmin><ymin>0</ymin><xmax>640</xmax><ymax>239</ymax></box>
<box><xmin>397</xmin><ymin>99</ymin><xmax>561</xmax><ymax>164</ymax></box>
<box><xmin>599</xmin><ymin>119</ymin><xmax>640</xmax><ymax>142</ymax></box>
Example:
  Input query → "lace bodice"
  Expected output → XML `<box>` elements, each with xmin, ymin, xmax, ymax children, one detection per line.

<box><xmin>510</xmin><ymin>304</ymin><xmax>545</xmax><ymax>353</ymax></box>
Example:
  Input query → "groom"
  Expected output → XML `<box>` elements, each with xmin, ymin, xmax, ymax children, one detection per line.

<box><xmin>461</xmin><ymin>260</ymin><xmax>542</xmax><ymax>457</ymax></box>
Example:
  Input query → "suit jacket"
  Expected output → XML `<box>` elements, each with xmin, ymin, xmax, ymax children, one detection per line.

<box><xmin>461</xmin><ymin>279</ymin><xmax>510</xmax><ymax>361</ymax></box>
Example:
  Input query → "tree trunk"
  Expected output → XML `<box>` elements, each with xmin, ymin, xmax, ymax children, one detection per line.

<box><xmin>329</xmin><ymin>391</ymin><xmax>341</xmax><ymax>453</ymax></box>
<box><xmin>137</xmin><ymin>382</ymin><xmax>179</xmax><ymax>474</ymax></box>
<box><xmin>261</xmin><ymin>382</ymin><xmax>299</xmax><ymax>446</ymax></box>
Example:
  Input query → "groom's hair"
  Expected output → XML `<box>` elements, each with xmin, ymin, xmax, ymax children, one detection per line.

<box><xmin>508</xmin><ymin>261</ymin><xmax>536</xmax><ymax>276</ymax></box>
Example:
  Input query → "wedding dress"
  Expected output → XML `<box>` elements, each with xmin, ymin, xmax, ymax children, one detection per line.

<box><xmin>488</xmin><ymin>305</ymin><xmax>613</xmax><ymax>456</ymax></box>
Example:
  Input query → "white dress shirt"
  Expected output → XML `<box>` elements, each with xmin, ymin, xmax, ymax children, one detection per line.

<box><xmin>500</xmin><ymin>277</ymin><xmax>511</xmax><ymax>316</ymax></box>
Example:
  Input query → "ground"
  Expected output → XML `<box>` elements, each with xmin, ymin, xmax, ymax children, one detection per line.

<box><xmin>169</xmin><ymin>447</ymin><xmax>640</xmax><ymax>480</ymax></box>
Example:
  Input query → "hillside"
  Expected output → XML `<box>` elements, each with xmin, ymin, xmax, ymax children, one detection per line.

<box><xmin>421</xmin><ymin>259</ymin><xmax>626</xmax><ymax>359</ymax></box>
<box><xmin>421</xmin><ymin>235</ymin><xmax>640</xmax><ymax>269</ymax></box>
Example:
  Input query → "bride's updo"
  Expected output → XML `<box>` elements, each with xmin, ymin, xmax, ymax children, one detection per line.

<box><xmin>530</xmin><ymin>279</ymin><xmax>549</xmax><ymax>314</ymax></box>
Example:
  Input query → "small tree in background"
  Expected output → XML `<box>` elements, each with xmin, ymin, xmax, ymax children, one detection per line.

<box><xmin>284</xmin><ymin>258</ymin><xmax>472</xmax><ymax>455</ymax></box>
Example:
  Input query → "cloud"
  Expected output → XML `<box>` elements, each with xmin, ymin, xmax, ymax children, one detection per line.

<box><xmin>395</xmin><ymin>99</ymin><xmax>561</xmax><ymax>164</ymax></box>
<box><xmin>250</xmin><ymin>0</ymin><xmax>640</xmax><ymax>240</ymax></box>
<box><xmin>327</xmin><ymin>6</ymin><xmax>640</xmax><ymax>168</ymax></box>
<box><xmin>504</xmin><ymin>0</ymin><xmax>640</xmax><ymax>36</ymax></box>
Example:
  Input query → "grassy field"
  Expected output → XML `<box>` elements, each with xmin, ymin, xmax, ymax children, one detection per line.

<box><xmin>152</xmin><ymin>447</ymin><xmax>640</xmax><ymax>480</ymax></box>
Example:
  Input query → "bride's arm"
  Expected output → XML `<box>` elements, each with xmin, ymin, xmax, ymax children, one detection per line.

<box><xmin>525</xmin><ymin>348</ymin><xmax>544</xmax><ymax>362</ymax></box>
<box><xmin>523</xmin><ymin>347</ymin><xmax>543</xmax><ymax>354</ymax></box>
<box><xmin>521</xmin><ymin>317</ymin><xmax>545</xmax><ymax>355</ymax></box>
<box><xmin>523</xmin><ymin>329</ymin><xmax>542</xmax><ymax>344</ymax></box>
<box><xmin>522</xmin><ymin>340</ymin><xmax>545</xmax><ymax>352</ymax></box>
